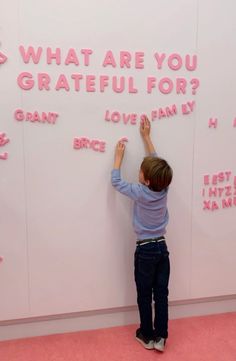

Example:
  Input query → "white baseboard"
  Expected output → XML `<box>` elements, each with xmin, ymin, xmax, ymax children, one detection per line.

<box><xmin>0</xmin><ymin>296</ymin><xmax>235</xmax><ymax>341</ymax></box>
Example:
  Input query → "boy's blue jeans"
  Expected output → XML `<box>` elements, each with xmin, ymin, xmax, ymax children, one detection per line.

<box><xmin>134</xmin><ymin>240</ymin><xmax>170</xmax><ymax>339</ymax></box>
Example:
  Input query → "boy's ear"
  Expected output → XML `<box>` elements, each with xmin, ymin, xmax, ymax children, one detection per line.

<box><xmin>144</xmin><ymin>179</ymin><xmax>150</xmax><ymax>186</ymax></box>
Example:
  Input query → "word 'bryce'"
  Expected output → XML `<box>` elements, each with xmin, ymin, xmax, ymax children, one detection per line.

<box><xmin>73</xmin><ymin>137</ymin><xmax>106</xmax><ymax>152</ymax></box>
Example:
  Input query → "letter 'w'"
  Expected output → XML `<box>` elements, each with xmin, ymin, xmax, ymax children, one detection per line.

<box><xmin>19</xmin><ymin>46</ymin><xmax>42</xmax><ymax>64</ymax></box>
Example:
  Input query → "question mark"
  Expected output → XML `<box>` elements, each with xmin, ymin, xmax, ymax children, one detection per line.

<box><xmin>190</xmin><ymin>78</ymin><xmax>200</xmax><ymax>95</ymax></box>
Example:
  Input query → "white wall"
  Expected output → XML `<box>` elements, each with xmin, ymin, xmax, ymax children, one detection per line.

<box><xmin>0</xmin><ymin>0</ymin><xmax>235</xmax><ymax>323</ymax></box>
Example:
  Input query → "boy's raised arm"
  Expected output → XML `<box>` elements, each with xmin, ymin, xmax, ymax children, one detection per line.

<box><xmin>113</xmin><ymin>141</ymin><xmax>125</xmax><ymax>169</ymax></box>
<box><xmin>140</xmin><ymin>116</ymin><xmax>156</xmax><ymax>155</ymax></box>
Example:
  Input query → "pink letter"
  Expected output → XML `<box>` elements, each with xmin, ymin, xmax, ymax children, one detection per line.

<box><xmin>128</xmin><ymin>77</ymin><xmax>138</xmax><ymax>93</ymax></box>
<box><xmin>151</xmin><ymin>110</ymin><xmax>158</xmax><ymax>121</ymax></box>
<box><xmin>38</xmin><ymin>73</ymin><xmax>50</xmax><ymax>90</ymax></box>
<box><xmin>14</xmin><ymin>109</ymin><xmax>25</xmax><ymax>121</ymax></box>
<box><xmin>187</xmin><ymin>101</ymin><xmax>195</xmax><ymax>112</ymax></box>
<box><xmin>56</xmin><ymin>74</ymin><xmax>70</xmax><ymax>91</ymax></box>
<box><xmin>111</xmin><ymin>112</ymin><xmax>121</xmax><ymax>123</ymax></box>
<box><xmin>26</xmin><ymin>112</ymin><xmax>33</xmax><ymax>121</ymax></box>
<box><xmin>208</xmin><ymin>118</ymin><xmax>218</xmax><ymax>128</ymax></box>
<box><xmin>71</xmin><ymin>74</ymin><xmax>83</xmax><ymax>91</ymax></box>
<box><xmin>99</xmin><ymin>141</ymin><xmax>106</xmax><ymax>152</ymax></box>
<box><xmin>204</xmin><ymin>175</ymin><xmax>209</xmax><ymax>185</ymax></box>
<box><xmin>218</xmin><ymin>172</ymin><xmax>224</xmax><ymax>182</ymax></box>
<box><xmin>65</xmin><ymin>48</ymin><xmax>79</xmax><ymax>66</ymax></box>
<box><xmin>225</xmin><ymin>171</ymin><xmax>231</xmax><ymax>181</ymax></box>
<box><xmin>112</xmin><ymin>77</ymin><xmax>125</xmax><ymax>93</ymax></box>
<box><xmin>90</xmin><ymin>140</ymin><xmax>100</xmax><ymax>151</ymax></box>
<box><xmin>176</xmin><ymin>78</ymin><xmax>187</xmax><ymax>94</ymax></box>
<box><xmin>122</xmin><ymin>114</ymin><xmax>130</xmax><ymax>125</ymax></box>
<box><xmin>159</xmin><ymin>108</ymin><xmax>166</xmax><ymax>119</ymax></box>
<box><xmin>212</xmin><ymin>175</ymin><xmax>218</xmax><ymax>185</ymax></box>
<box><xmin>81</xmin><ymin>49</ymin><xmax>93</xmax><ymax>66</ymax></box>
<box><xmin>120</xmin><ymin>51</ymin><xmax>131</xmax><ymax>68</ymax></box>
<box><xmin>168</xmin><ymin>53</ymin><xmax>182</xmax><ymax>70</ymax></box>
<box><xmin>135</xmin><ymin>52</ymin><xmax>144</xmax><ymax>69</ymax></box>
<box><xmin>81</xmin><ymin>137</ymin><xmax>89</xmax><ymax>148</ymax></box>
<box><xmin>119</xmin><ymin>137</ymin><xmax>128</xmax><ymax>143</ymax></box>
<box><xmin>100</xmin><ymin>75</ymin><xmax>109</xmax><ymax>92</ymax></box>
<box><xmin>86</xmin><ymin>75</ymin><xmax>96</xmax><ymax>92</ymax></box>
<box><xmin>41</xmin><ymin>112</ymin><xmax>49</xmax><ymax>123</ymax></box>
<box><xmin>130</xmin><ymin>114</ymin><xmax>137</xmax><ymax>125</ymax></box>
<box><xmin>48</xmin><ymin>113</ymin><xmax>58</xmax><ymax>124</ymax></box>
<box><xmin>186</xmin><ymin>54</ymin><xmax>197</xmax><ymax>71</ymax></box>
<box><xmin>17</xmin><ymin>72</ymin><xmax>34</xmax><ymax>90</ymax></box>
<box><xmin>222</xmin><ymin>198</ymin><xmax>232</xmax><ymax>208</ymax></box>
<box><xmin>159</xmin><ymin>78</ymin><xmax>173</xmax><ymax>94</ymax></box>
<box><xmin>103</xmin><ymin>50</ymin><xmax>116</xmax><ymax>67</ymax></box>
<box><xmin>147</xmin><ymin>77</ymin><xmax>156</xmax><ymax>93</ymax></box>
<box><xmin>154</xmin><ymin>53</ymin><xmax>166</xmax><ymax>69</ymax></box>
<box><xmin>33</xmin><ymin>112</ymin><xmax>40</xmax><ymax>122</ymax></box>
<box><xmin>47</xmin><ymin>47</ymin><xmax>61</xmax><ymax>65</ymax></box>
<box><xmin>211</xmin><ymin>201</ymin><xmax>219</xmax><ymax>211</ymax></box>
<box><xmin>73</xmin><ymin>138</ymin><xmax>81</xmax><ymax>149</ymax></box>
<box><xmin>203</xmin><ymin>200</ymin><xmax>210</xmax><ymax>210</ymax></box>
<box><xmin>104</xmin><ymin>110</ymin><xmax>110</xmax><ymax>121</ymax></box>
<box><xmin>166</xmin><ymin>104</ymin><xmax>177</xmax><ymax>117</ymax></box>
<box><xmin>19</xmin><ymin>45</ymin><xmax>42</xmax><ymax>64</ymax></box>
<box><xmin>225</xmin><ymin>185</ymin><xmax>232</xmax><ymax>196</ymax></box>
<box><xmin>209</xmin><ymin>187</ymin><xmax>217</xmax><ymax>197</ymax></box>
<box><xmin>0</xmin><ymin>133</ymin><xmax>10</xmax><ymax>146</ymax></box>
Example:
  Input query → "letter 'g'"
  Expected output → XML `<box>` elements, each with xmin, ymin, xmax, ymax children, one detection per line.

<box><xmin>14</xmin><ymin>109</ymin><xmax>24</xmax><ymax>121</ymax></box>
<box><xmin>17</xmin><ymin>72</ymin><xmax>34</xmax><ymax>90</ymax></box>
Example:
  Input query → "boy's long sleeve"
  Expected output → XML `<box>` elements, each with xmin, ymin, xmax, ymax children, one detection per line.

<box><xmin>111</xmin><ymin>169</ymin><xmax>142</xmax><ymax>201</ymax></box>
<box><xmin>111</xmin><ymin>152</ymin><xmax>169</xmax><ymax>240</ymax></box>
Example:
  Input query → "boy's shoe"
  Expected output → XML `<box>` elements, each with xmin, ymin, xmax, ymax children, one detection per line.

<box><xmin>135</xmin><ymin>328</ymin><xmax>154</xmax><ymax>350</ymax></box>
<box><xmin>154</xmin><ymin>337</ymin><xmax>166</xmax><ymax>352</ymax></box>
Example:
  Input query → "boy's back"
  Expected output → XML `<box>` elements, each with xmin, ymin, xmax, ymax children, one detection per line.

<box><xmin>111</xmin><ymin>169</ymin><xmax>169</xmax><ymax>239</ymax></box>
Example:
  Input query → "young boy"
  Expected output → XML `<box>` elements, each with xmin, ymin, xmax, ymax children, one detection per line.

<box><xmin>111</xmin><ymin>116</ymin><xmax>173</xmax><ymax>352</ymax></box>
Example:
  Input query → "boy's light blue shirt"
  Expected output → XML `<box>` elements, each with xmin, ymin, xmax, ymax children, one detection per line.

<box><xmin>111</xmin><ymin>155</ymin><xmax>169</xmax><ymax>240</ymax></box>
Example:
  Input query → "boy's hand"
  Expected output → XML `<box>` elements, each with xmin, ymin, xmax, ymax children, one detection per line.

<box><xmin>114</xmin><ymin>141</ymin><xmax>125</xmax><ymax>169</ymax></box>
<box><xmin>140</xmin><ymin>116</ymin><xmax>151</xmax><ymax>139</ymax></box>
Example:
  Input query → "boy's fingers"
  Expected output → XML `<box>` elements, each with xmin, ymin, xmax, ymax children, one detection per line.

<box><xmin>117</xmin><ymin>141</ymin><xmax>125</xmax><ymax>149</ymax></box>
<box><xmin>145</xmin><ymin>118</ymin><xmax>150</xmax><ymax>128</ymax></box>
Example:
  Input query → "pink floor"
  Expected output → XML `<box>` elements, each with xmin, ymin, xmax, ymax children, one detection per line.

<box><xmin>0</xmin><ymin>312</ymin><xmax>236</xmax><ymax>361</ymax></box>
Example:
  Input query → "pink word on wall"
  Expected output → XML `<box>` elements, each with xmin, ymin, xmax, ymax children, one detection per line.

<box><xmin>14</xmin><ymin>109</ymin><xmax>58</xmax><ymax>124</ymax></box>
<box><xmin>73</xmin><ymin>137</ymin><xmax>106</xmax><ymax>152</ymax></box>
<box><xmin>209</xmin><ymin>118</ymin><xmax>218</xmax><ymax>128</ymax></box>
